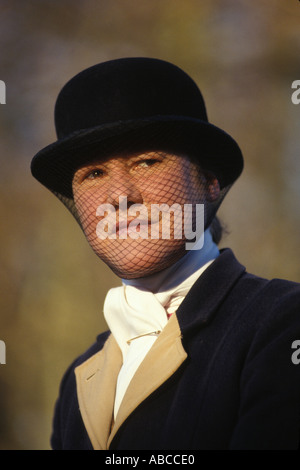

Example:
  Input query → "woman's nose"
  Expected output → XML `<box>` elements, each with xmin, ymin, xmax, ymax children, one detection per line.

<box><xmin>106</xmin><ymin>169</ymin><xmax>143</xmax><ymax>207</ymax></box>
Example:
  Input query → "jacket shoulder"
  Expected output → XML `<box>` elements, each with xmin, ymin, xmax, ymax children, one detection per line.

<box><xmin>238</xmin><ymin>269</ymin><xmax>300</xmax><ymax>309</ymax></box>
<box><xmin>218</xmin><ymin>249</ymin><xmax>300</xmax><ymax>304</ymax></box>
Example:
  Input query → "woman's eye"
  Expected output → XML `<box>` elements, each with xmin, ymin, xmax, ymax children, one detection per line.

<box><xmin>137</xmin><ymin>159</ymin><xmax>160</xmax><ymax>169</ymax></box>
<box><xmin>86</xmin><ymin>169</ymin><xmax>104</xmax><ymax>179</ymax></box>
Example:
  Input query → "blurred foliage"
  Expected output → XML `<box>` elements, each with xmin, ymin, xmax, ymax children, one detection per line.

<box><xmin>0</xmin><ymin>0</ymin><xmax>299</xmax><ymax>449</ymax></box>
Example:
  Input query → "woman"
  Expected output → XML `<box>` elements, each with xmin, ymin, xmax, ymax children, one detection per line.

<box><xmin>31</xmin><ymin>58</ymin><xmax>300</xmax><ymax>450</ymax></box>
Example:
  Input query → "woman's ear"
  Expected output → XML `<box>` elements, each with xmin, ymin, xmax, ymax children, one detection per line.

<box><xmin>203</xmin><ymin>171</ymin><xmax>221</xmax><ymax>202</ymax></box>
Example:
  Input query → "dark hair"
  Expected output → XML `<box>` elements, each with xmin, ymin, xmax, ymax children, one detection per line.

<box><xmin>209</xmin><ymin>216</ymin><xmax>224</xmax><ymax>245</ymax></box>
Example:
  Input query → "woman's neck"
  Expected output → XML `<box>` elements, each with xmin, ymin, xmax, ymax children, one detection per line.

<box><xmin>122</xmin><ymin>229</ymin><xmax>219</xmax><ymax>293</ymax></box>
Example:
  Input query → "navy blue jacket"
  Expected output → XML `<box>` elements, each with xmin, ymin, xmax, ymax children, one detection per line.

<box><xmin>51</xmin><ymin>249</ymin><xmax>300</xmax><ymax>450</ymax></box>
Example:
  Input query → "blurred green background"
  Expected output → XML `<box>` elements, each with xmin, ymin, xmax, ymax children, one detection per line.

<box><xmin>0</xmin><ymin>0</ymin><xmax>299</xmax><ymax>450</ymax></box>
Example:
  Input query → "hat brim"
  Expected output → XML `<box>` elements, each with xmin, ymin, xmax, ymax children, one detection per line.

<box><xmin>31</xmin><ymin>116</ymin><xmax>243</xmax><ymax>199</ymax></box>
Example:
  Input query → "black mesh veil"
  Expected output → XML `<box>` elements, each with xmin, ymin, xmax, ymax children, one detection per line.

<box><xmin>30</xmin><ymin>57</ymin><xmax>244</xmax><ymax>279</ymax></box>
<box><xmin>41</xmin><ymin>124</ymin><xmax>232</xmax><ymax>280</ymax></box>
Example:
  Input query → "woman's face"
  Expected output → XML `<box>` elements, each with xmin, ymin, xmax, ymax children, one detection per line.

<box><xmin>72</xmin><ymin>151</ymin><xmax>220</xmax><ymax>278</ymax></box>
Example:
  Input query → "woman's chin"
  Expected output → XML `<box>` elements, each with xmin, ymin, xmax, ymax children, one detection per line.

<box><xmin>91</xmin><ymin>239</ymin><xmax>187</xmax><ymax>279</ymax></box>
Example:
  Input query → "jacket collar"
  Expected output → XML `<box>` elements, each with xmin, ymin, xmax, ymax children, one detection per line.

<box><xmin>176</xmin><ymin>248</ymin><xmax>246</xmax><ymax>335</ymax></box>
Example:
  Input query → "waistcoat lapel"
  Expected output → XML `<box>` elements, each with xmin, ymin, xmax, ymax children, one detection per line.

<box><xmin>74</xmin><ymin>334</ymin><xmax>122</xmax><ymax>450</ymax></box>
<box><xmin>107</xmin><ymin>314</ymin><xmax>187</xmax><ymax>448</ymax></box>
<box><xmin>75</xmin><ymin>314</ymin><xmax>187</xmax><ymax>450</ymax></box>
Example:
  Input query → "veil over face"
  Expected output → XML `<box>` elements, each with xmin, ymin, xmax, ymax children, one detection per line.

<box><xmin>31</xmin><ymin>58</ymin><xmax>243</xmax><ymax>259</ymax></box>
<box><xmin>72</xmin><ymin>151</ymin><xmax>220</xmax><ymax>279</ymax></box>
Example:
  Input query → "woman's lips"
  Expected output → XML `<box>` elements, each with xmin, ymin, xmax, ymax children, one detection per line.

<box><xmin>98</xmin><ymin>208</ymin><xmax>165</xmax><ymax>238</ymax></box>
<box><xmin>116</xmin><ymin>218</ymin><xmax>152</xmax><ymax>237</ymax></box>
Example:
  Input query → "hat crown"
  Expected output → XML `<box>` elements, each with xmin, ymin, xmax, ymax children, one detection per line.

<box><xmin>55</xmin><ymin>57</ymin><xmax>208</xmax><ymax>139</ymax></box>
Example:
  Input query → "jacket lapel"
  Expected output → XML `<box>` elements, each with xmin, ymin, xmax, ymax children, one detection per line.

<box><xmin>74</xmin><ymin>334</ymin><xmax>122</xmax><ymax>450</ymax></box>
<box><xmin>108</xmin><ymin>313</ymin><xmax>187</xmax><ymax>448</ymax></box>
<box><xmin>75</xmin><ymin>314</ymin><xmax>187</xmax><ymax>450</ymax></box>
<box><xmin>177</xmin><ymin>248</ymin><xmax>246</xmax><ymax>335</ymax></box>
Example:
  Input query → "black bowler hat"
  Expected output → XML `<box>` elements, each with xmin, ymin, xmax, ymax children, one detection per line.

<box><xmin>31</xmin><ymin>57</ymin><xmax>243</xmax><ymax>210</ymax></box>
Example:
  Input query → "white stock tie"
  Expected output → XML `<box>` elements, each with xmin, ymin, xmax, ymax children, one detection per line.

<box><xmin>103</xmin><ymin>228</ymin><xmax>220</xmax><ymax>419</ymax></box>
